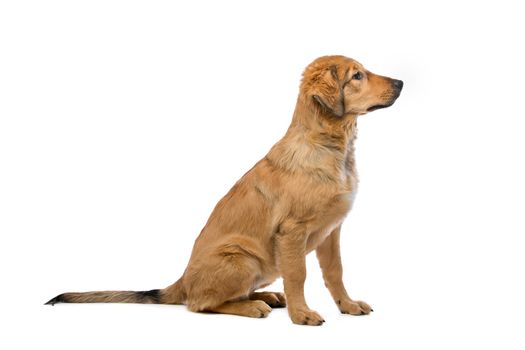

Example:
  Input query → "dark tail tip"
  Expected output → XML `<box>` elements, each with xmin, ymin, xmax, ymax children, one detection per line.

<box><xmin>45</xmin><ymin>293</ymin><xmax>65</xmax><ymax>306</ymax></box>
<box><xmin>137</xmin><ymin>289</ymin><xmax>161</xmax><ymax>303</ymax></box>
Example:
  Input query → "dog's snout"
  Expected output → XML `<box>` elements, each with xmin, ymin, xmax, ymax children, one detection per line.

<box><xmin>392</xmin><ymin>79</ymin><xmax>404</xmax><ymax>91</ymax></box>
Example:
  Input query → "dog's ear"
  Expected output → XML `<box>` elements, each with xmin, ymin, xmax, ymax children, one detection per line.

<box><xmin>312</xmin><ymin>65</ymin><xmax>345</xmax><ymax>117</ymax></box>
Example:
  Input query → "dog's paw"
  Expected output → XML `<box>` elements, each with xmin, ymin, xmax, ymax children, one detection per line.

<box><xmin>289</xmin><ymin>308</ymin><xmax>325</xmax><ymax>326</ymax></box>
<box><xmin>239</xmin><ymin>300</ymin><xmax>273</xmax><ymax>318</ymax></box>
<box><xmin>249</xmin><ymin>291</ymin><xmax>286</xmax><ymax>308</ymax></box>
<box><xmin>269</xmin><ymin>292</ymin><xmax>287</xmax><ymax>308</ymax></box>
<box><xmin>338</xmin><ymin>299</ymin><xmax>372</xmax><ymax>315</ymax></box>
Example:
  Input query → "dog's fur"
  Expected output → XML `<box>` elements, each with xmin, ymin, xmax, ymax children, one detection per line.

<box><xmin>46</xmin><ymin>55</ymin><xmax>403</xmax><ymax>325</ymax></box>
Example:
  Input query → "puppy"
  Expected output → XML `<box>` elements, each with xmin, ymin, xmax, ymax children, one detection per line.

<box><xmin>46</xmin><ymin>55</ymin><xmax>403</xmax><ymax>326</ymax></box>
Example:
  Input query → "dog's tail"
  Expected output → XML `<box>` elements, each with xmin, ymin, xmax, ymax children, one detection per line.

<box><xmin>45</xmin><ymin>277</ymin><xmax>186</xmax><ymax>306</ymax></box>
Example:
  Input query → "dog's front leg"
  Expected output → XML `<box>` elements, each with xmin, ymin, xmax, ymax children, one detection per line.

<box><xmin>276</xmin><ymin>222</ymin><xmax>325</xmax><ymax>326</ymax></box>
<box><xmin>316</xmin><ymin>226</ymin><xmax>372</xmax><ymax>315</ymax></box>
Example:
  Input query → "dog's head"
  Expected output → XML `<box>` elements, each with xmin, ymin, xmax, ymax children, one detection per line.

<box><xmin>301</xmin><ymin>55</ymin><xmax>403</xmax><ymax>117</ymax></box>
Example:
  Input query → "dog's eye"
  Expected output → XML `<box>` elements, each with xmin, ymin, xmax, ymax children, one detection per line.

<box><xmin>352</xmin><ymin>72</ymin><xmax>363</xmax><ymax>80</ymax></box>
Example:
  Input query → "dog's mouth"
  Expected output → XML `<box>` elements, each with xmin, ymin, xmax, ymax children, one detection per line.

<box><xmin>367</xmin><ymin>89</ymin><xmax>402</xmax><ymax>112</ymax></box>
<box><xmin>366</xmin><ymin>103</ymin><xmax>393</xmax><ymax>112</ymax></box>
<box><xmin>367</xmin><ymin>104</ymin><xmax>389</xmax><ymax>112</ymax></box>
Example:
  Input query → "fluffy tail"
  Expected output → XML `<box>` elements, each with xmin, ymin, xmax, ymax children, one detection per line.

<box><xmin>45</xmin><ymin>277</ymin><xmax>186</xmax><ymax>306</ymax></box>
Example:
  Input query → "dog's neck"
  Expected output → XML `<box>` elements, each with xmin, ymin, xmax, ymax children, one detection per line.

<box><xmin>290</xmin><ymin>96</ymin><xmax>358</xmax><ymax>145</ymax></box>
<box><xmin>266</xmin><ymin>96</ymin><xmax>357</xmax><ymax>182</ymax></box>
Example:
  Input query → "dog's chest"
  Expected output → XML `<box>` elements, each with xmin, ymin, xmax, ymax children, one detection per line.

<box><xmin>273</xmin><ymin>135</ymin><xmax>359</xmax><ymax>248</ymax></box>
<box><xmin>303</xmin><ymin>156</ymin><xmax>358</xmax><ymax>251</ymax></box>
<box><xmin>306</xmin><ymin>183</ymin><xmax>356</xmax><ymax>250</ymax></box>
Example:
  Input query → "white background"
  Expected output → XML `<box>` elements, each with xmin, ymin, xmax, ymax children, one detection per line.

<box><xmin>1</xmin><ymin>0</ymin><xmax>524</xmax><ymax>349</ymax></box>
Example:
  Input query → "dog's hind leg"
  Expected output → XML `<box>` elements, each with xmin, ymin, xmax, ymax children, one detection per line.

<box><xmin>184</xmin><ymin>241</ymin><xmax>272</xmax><ymax>317</ymax></box>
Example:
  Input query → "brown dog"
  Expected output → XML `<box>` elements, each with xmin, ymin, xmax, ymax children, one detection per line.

<box><xmin>46</xmin><ymin>55</ymin><xmax>403</xmax><ymax>326</ymax></box>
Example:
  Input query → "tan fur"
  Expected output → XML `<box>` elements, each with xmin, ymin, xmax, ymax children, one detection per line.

<box><xmin>46</xmin><ymin>55</ymin><xmax>402</xmax><ymax>326</ymax></box>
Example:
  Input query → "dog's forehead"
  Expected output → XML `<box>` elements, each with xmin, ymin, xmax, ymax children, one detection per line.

<box><xmin>342</xmin><ymin>59</ymin><xmax>364</xmax><ymax>71</ymax></box>
<box><xmin>304</xmin><ymin>56</ymin><xmax>365</xmax><ymax>77</ymax></box>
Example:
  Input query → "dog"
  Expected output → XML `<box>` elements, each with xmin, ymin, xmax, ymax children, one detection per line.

<box><xmin>46</xmin><ymin>55</ymin><xmax>403</xmax><ymax>326</ymax></box>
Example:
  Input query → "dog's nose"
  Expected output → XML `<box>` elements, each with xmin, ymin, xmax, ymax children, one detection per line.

<box><xmin>392</xmin><ymin>79</ymin><xmax>404</xmax><ymax>91</ymax></box>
